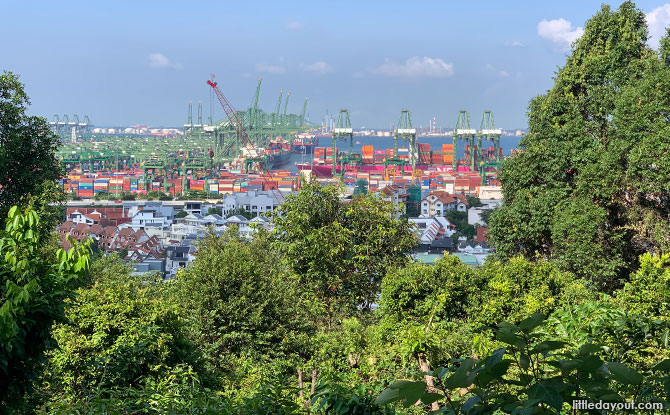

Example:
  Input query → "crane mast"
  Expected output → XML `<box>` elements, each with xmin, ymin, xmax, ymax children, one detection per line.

<box><xmin>207</xmin><ymin>76</ymin><xmax>284</xmax><ymax>204</ymax></box>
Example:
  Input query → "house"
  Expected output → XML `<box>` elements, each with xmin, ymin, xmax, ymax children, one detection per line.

<box><xmin>184</xmin><ymin>201</ymin><xmax>202</xmax><ymax>215</ymax></box>
<box><xmin>408</xmin><ymin>216</ymin><xmax>456</xmax><ymax>243</ymax></box>
<box><xmin>123</xmin><ymin>203</ymin><xmax>174</xmax><ymax>231</ymax></box>
<box><xmin>420</xmin><ymin>191</ymin><xmax>468</xmax><ymax>216</ymax></box>
<box><xmin>415</xmin><ymin>238</ymin><xmax>454</xmax><ymax>254</ymax></box>
<box><xmin>478</xmin><ymin>186</ymin><xmax>503</xmax><ymax>201</ymax></box>
<box><xmin>67</xmin><ymin>207</ymin><xmax>131</xmax><ymax>227</ymax></box>
<box><xmin>379</xmin><ymin>185</ymin><xmax>410</xmax><ymax>217</ymax></box>
<box><xmin>98</xmin><ymin>226</ymin><xmax>119</xmax><ymax>250</ymax></box>
<box><xmin>220</xmin><ymin>190</ymin><xmax>283</xmax><ymax>217</ymax></box>
<box><xmin>457</xmin><ymin>240</ymin><xmax>491</xmax><ymax>254</ymax></box>
<box><xmin>132</xmin><ymin>258</ymin><xmax>166</xmax><ymax>278</ymax></box>
<box><xmin>69</xmin><ymin>209</ymin><xmax>100</xmax><ymax>225</ymax></box>
<box><xmin>170</xmin><ymin>213</ymin><xmax>226</xmax><ymax>242</ymax></box>
<box><xmin>166</xmin><ymin>244</ymin><xmax>196</xmax><ymax>277</ymax></box>
<box><xmin>468</xmin><ymin>207</ymin><xmax>489</xmax><ymax>226</ymax></box>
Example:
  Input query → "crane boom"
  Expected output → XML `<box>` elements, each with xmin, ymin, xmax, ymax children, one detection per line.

<box><xmin>207</xmin><ymin>77</ymin><xmax>284</xmax><ymax>205</ymax></box>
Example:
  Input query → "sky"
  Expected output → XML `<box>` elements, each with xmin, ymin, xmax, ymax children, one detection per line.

<box><xmin>2</xmin><ymin>1</ymin><xmax>670</xmax><ymax>130</ymax></box>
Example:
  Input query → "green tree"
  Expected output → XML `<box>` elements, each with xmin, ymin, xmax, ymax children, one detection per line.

<box><xmin>445</xmin><ymin>210</ymin><xmax>475</xmax><ymax>240</ymax></box>
<box><xmin>40</xmin><ymin>255</ymin><xmax>208</xmax><ymax>410</ymax></box>
<box><xmin>377</xmin><ymin>256</ymin><xmax>481</xmax><ymax>410</ymax></box>
<box><xmin>0</xmin><ymin>206</ymin><xmax>90</xmax><ymax>411</ymax></box>
<box><xmin>272</xmin><ymin>181</ymin><xmax>416</xmax><ymax>328</ymax></box>
<box><xmin>0</xmin><ymin>72</ymin><xmax>64</xmax><ymax>228</ymax></box>
<box><xmin>465</xmin><ymin>196</ymin><xmax>482</xmax><ymax>208</ymax></box>
<box><xmin>377</xmin><ymin>314</ymin><xmax>670</xmax><ymax>414</ymax></box>
<box><xmin>488</xmin><ymin>2</ymin><xmax>664</xmax><ymax>290</ymax></box>
<box><xmin>478</xmin><ymin>208</ymin><xmax>494</xmax><ymax>226</ymax></box>
<box><xmin>614</xmin><ymin>253</ymin><xmax>670</xmax><ymax>319</ymax></box>
<box><xmin>171</xmin><ymin>229</ymin><xmax>311</xmax><ymax>387</ymax></box>
<box><xmin>207</xmin><ymin>207</ymin><xmax>222</xmax><ymax>216</ymax></box>
<box><xmin>471</xmin><ymin>256</ymin><xmax>593</xmax><ymax>327</ymax></box>
<box><xmin>226</xmin><ymin>207</ymin><xmax>253</xmax><ymax>219</ymax></box>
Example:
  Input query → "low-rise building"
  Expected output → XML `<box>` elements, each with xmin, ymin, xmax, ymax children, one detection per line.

<box><xmin>220</xmin><ymin>190</ymin><xmax>283</xmax><ymax>217</ymax></box>
<box><xmin>420</xmin><ymin>191</ymin><xmax>468</xmax><ymax>216</ymax></box>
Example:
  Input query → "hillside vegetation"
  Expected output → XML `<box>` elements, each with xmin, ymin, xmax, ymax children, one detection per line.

<box><xmin>1</xmin><ymin>2</ymin><xmax>670</xmax><ymax>414</ymax></box>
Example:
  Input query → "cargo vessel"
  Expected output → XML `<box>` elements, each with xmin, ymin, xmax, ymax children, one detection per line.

<box><xmin>292</xmin><ymin>133</ymin><xmax>320</xmax><ymax>154</ymax></box>
<box><xmin>267</xmin><ymin>140</ymin><xmax>293</xmax><ymax>168</ymax></box>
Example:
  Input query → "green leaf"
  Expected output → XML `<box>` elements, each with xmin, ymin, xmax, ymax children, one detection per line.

<box><xmin>419</xmin><ymin>392</ymin><xmax>444</xmax><ymax>405</ymax></box>
<box><xmin>607</xmin><ymin>362</ymin><xmax>643</xmax><ymax>385</ymax></box>
<box><xmin>653</xmin><ymin>359</ymin><xmax>670</xmax><ymax>372</ymax></box>
<box><xmin>519</xmin><ymin>313</ymin><xmax>545</xmax><ymax>333</ymax></box>
<box><xmin>378</xmin><ymin>380</ymin><xmax>427</xmax><ymax>408</ymax></box>
<box><xmin>578</xmin><ymin>343</ymin><xmax>603</xmax><ymax>355</ymax></box>
<box><xmin>580</xmin><ymin>355</ymin><xmax>604</xmax><ymax>372</ymax></box>
<box><xmin>446</xmin><ymin>358</ymin><xmax>476</xmax><ymax>389</ymax></box>
<box><xmin>527</xmin><ymin>383</ymin><xmax>563</xmax><ymax>411</ymax></box>
<box><xmin>520</xmin><ymin>354</ymin><xmax>530</xmax><ymax>371</ymax></box>
<box><xmin>531</xmin><ymin>341</ymin><xmax>569</xmax><ymax>354</ymax></box>
<box><xmin>496</xmin><ymin>329</ymin><xmax>524</xmax><ymax>348</ymax></box>
<box><xmin>461</xmin><ymin>396</ymin><xmax>481</xmax><ymax>413</ymax></box>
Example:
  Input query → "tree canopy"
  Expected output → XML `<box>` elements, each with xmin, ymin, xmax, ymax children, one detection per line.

<box><xmin>489</xmin><ymin>2</ymin><xmax>670</xmax><ymax>289</ymax></box>
<box><xmin>0</xmin><ymin>72</ymin><xmax>63</xmax><ymax>228</ymax></box>
<box><xmin>0</xmin><ymin>207</ymin><xmax>90</xmax><ymax>411</ymax></box>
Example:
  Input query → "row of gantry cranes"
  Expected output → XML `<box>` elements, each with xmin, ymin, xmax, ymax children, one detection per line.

<box><xmin>55</xmin><ymin>75</ymin><xmax>504</xmax><ymax>181</ymax></box>
<box><xmin>325</xmin><ymin>108</ymin><xmax>503</xmax><ymax>177</ymax></box>
<box><xmin>49</xmin><ymin>115</ymin><xmax>94</xmax><ymax>141</ymax></box>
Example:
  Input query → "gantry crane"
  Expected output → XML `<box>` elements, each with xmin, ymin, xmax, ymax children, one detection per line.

<box><xmin>395</xmin><ymin>109</ymin><xmax>417</xmax><ymax>169</ymax></box>
<box><xmin>332</xmin><ymin>109</ymin><xmax>354</xmax><ymax>177</ymax></box>
<box><xmin>477</xmin><ymin>110</ymin><xmax>502</xmax><ymax>179</ymax></box>
<box><xmin>207</xmin><ymin>76</ymin><xmax>284</xmax><ymax>204</ymax></box>
<box><xmin>453</xmin><ymin>110</ymin><xmax>477</xmax><ymax>171</ymax></box>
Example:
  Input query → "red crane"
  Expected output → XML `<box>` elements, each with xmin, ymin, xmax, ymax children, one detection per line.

<box><xmin>207</xmin><ymin>76</ymin><xmax>284</xmax><ymax>205</ymax></box>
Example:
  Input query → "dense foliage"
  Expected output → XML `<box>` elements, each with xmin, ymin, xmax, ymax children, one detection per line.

<box><xmin>0</xmin><ymin>72</ymin><xmax>64</xmax><ymax>230</ymax></box>
<box><xmin>0</xmin><ymin>207</ymin><xmax>90</xmax><ymax>411</ymax></box>
<box><xmin>39</xmin><ymin>256</ymin><xmax>207</xmax><ymax>412</ymax></box>
<box><xmin>3</xmin><ymin>2</ymin><xmax>670</xmax><ymax>414</ymax></box>
<box><xmin>488</xmin><ymin>1</ymin><xmax>670</xmax><ymax>290</ymax></box>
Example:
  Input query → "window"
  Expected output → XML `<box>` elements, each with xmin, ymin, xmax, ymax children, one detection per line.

<box><xmin>266</xmin><ymin>206</ymin><xmax>271</xmax><ymax>210</ymax></box>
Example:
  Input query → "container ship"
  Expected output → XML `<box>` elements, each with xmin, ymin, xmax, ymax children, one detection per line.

<box><xmin>267</xmin><ymin>140</ymin><xmax>293</xmax><ymax>168</ymax></box>
<box><xmin>292</xmin><ymin>133</ymin><xmax>321</xmax><ymax>154</ymax></box>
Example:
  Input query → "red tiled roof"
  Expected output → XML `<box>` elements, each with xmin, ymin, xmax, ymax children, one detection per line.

<box><xmin>475</xmin><ymin>227</ymin><xmax>489</xmax><ymax>243</ymax></box>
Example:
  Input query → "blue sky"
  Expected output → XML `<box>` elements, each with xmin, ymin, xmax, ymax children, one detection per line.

<box><xmin>2</xmin><ymin>1</ymin><xmax>670</xmax><ymax>129</ymax></box>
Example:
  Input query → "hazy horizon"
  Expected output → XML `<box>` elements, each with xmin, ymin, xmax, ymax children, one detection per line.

<box><xmin>3</xmin><ymin>0</ymin><xmax>670</xmax><ymax>129</ymax></box>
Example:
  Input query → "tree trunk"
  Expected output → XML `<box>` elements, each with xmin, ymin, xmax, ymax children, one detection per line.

<box><xmin>311</xmin><ymin>369</ymin><xmax>318</xmax><ymax>396</ymax></box>
<box><xmin>298</xmin><ymin>368</ymin><xmax>304</xmax><ymax>401</ymax></box>
<box><xmin>417</xmin><ymin>352</ymin><xmax>440</xmax><ymax>411</ymax></box>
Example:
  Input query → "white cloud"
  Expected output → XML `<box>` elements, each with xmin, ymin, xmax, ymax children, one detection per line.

<box><xmin>537</xmin><ymin>18</ymin><xmax>584</xmax><ymax>48</ymax></box>
<box><xmin>486</xmin><ymin>64</ymin><xmax>510</xmax><ymax>78</ymax></box>
<box><xmin>300</xmin><ymin>61</ymin><xmax>333</xmax><ymax>74</ymax></box>
<box><xmin>505</xmin><ymin>40</ymin><xmax>524</xmax><ymax>47</ymax></box>
<box><xmin>255</xmin><ymin>63</ymin><xmax>286</xmax><ymax>74</ymax></box>
<box><xmin>147</xmin><ymin>53</ymin><xmax>183</xmax><ymax>70</ymax></box>
<box><xmin>286</xmin><ymin>20</ymin><xmax>303</xmax><ymax>30</ymax></box>
<box><xmin>370</xmin><ymin>56</ymin><xmax>454</xmax><ymax>78</ymax></box>
<box><xmin>646</xmin><ymin>4</ymin><xmax>670</xmax><ymax>49</ymax></box>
